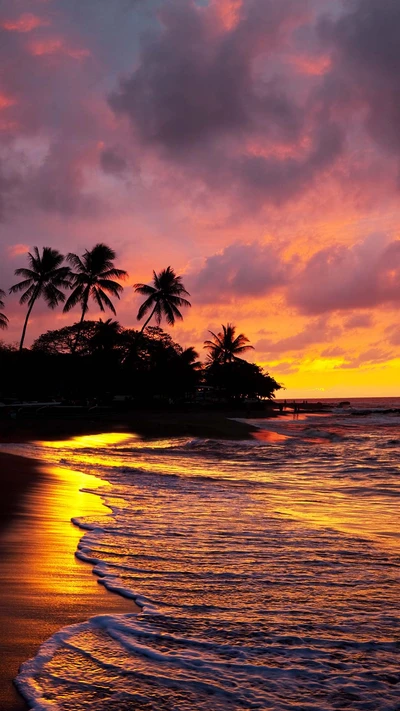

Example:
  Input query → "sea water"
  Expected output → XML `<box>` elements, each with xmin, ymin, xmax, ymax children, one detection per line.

<box><xmin>7</xmin><ymin>399</ymin><xmax>400</xmax><ymax>710</ymax></box>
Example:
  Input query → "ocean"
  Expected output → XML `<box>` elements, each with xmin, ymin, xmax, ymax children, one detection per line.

<box><xmin>7</xmin><ymin>398</ymin><xmax>400</xmax><ymax>710</ymax></box>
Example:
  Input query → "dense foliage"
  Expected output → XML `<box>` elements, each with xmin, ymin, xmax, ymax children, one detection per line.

<box><xmin>0</xmin><ymin>321</ymin><xmax>281</xmax><ymax>404</ymax></box>
<box><xmin>1</xmin><ymin>246</ymin><xmax>282</xmax><ymax>405</ymax></box>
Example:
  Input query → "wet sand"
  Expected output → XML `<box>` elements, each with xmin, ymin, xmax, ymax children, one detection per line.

<box><xmin>0</xmin><ymin>409</ymin><xmax>259</xmax><ymax>444</ymax></box>
<box><xmin>0</xmin><ymin>452</ymin><xmax>137</xmax><ymax>711</ymax></box>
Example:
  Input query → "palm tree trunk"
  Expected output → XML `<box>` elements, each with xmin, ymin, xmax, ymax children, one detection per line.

<box><xmin>140</xmin><ymin>305</ymin><xmax>157</xmax><ymax>333</ymax></box>
<box><xmin>19</xmin><ymin>290</ymin><xmax>39</xmax><ymax>351</ymax></box>
<box><xmin>72</xmin><ymin>294</ymin><xmax>89</xmax><ymax>354</ymax></box>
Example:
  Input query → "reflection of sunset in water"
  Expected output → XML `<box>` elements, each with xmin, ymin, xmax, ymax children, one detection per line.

<box><xmin>12</xmin><ymin>417</ymin><xmax>400</xmax><ymax>711</ymax></box>
<box><xmin>34</xmin><ymin>428</ymin><xmax>400</xmax><ymax>549</ymax></box>
<box><xmin>40</xmin><ymin>432</ymin><xmax>138</xmax><ymax>450</ymax></box>
<box><xmin>0</xmin><ymin>458</ymin><xmax>134</xmax><ymax>711</ymax></box>
<box><xmin>15</xmin><ymin>465</ymin><xmax>112</xmax><ymax>596</ymax></box>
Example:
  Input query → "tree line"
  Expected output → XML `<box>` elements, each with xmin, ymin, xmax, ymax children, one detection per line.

<box><xmin>0</xmin><ymin>244</ymin><xmax>282</xmax><ymax>403</ymax></box>
<box><xmin>1</xmin><ymin>244</ymin><xmax>190</xmax><ymax>350</ymax></box>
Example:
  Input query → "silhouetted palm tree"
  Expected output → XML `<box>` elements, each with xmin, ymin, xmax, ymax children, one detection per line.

<box><xmin>90</xmin><ymin>318</ymin><xmax>122</xmax><ymax>354</ymax></box>
<box><xmin>63</xmin><ymin>243</ymin><xmax>127</xmax><ymax>353</ymax></box>
<box><xmin>9</xmin><ymin>247</ymin><xmax>71</xmax><ymax>350</ymax></box>
<box><xmin>180</xmin><ymin>346</ymin><xmax>200</xmax><ymax>366</ymax></box>
<box><xmin>0</xmin><ymin>289</ymin><xmax>8</xmax><ymax>330</ymax></box>
<box><xmin>134</xmin><ymin>266</ymin><xmax>191</xmax><ymax>332</ymax></box>
<box><xmin>204</xmin><ymin>323</ymin><xmax>254</xmax><ymax>364</ymax></box>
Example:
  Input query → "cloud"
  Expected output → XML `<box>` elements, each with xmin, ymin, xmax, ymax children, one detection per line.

<box><xmin>100</xmin><ymin>147</ymin><xmax>128</xmax><ymax>176</ymax></box>
<box><xmin>341</xmin><ymin>347</ymin><xmax>394</xmax><ymax>369</ymax></box>
<box><xmin>0</xmin><ymin>2</ymin><xmax>111</xmax><ymax>219</ymax></box>
<box><xmin>290</xmin><ymin>236</ymin><xmax>400</xmax><ymax>314</ymax></box>
<box><xmin>1</xmin><ymin>14</ymin><xmax>50</xmax><ymax>33</ymax></box>
<box><xmin>344</xmin><ymin>313</ymin><xmax>373</xmax><ymax>329</ymax></box>
<box><xmin>109</xmin><ymin>0</ymin><xmax>345</xmax><ymax>209</ymax></box>
<box><xmin>7</xmin><ymin>244</ymin><xmax>29</xmax><ymax>257</ymax></box>
<box><xmin>255</xmin><ymin>316</ymin><xmax>342</xmax><ymax>355</ymax></box>
<box><xmin>111</xmin><ymin>0</ymin><xmax>307</xmax><ymax>150</ymax></box>
<box><xmin>320</xmin><ymin>345</ymin><xmax>345</xmax><ymax>357</ymax></box>
<box><xmin>191</xmin><ymin>241</ymin><xmax>291</xmax><ymax>303</ymax></box>
<box><xmin>385</xmin><ymin>324</ymin><xmax>400</xmax><ymax>347</ymax></box>
<box><xmin>269</xmin><ymin>360</ymin><xmax>298</xmax><ymax>375</ymax></box>
<box><xmin>318</xmin><ymin>0</ymin><xmax>400</xmax><ymax>157</ymax></box>
<box><xmin>28</xmin><ymin>37</ymin><xmax>90</xmax><ymax>59</ymax></box>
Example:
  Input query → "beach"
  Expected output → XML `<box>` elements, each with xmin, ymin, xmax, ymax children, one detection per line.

<box><xmin>0</xmin><ymin>409</ymin><xmax>259</xmax><ymax>444</ymax></box>
<box><xmin>1</xmin><ymin>401</ymin><xmax>399</xmax><ymax>710</ymax></box>
<box><xmin>0</xmin><ymin>451</ymin><xmax>137</xmax><ymax>711</ymax></box>
<box><xmin>0</xmin><ymin>414</ymin><xmax>256</xmax><ymax>709</ymax></box>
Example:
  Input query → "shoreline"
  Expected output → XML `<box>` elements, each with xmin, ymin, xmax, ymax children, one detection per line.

<box><xmin>0</xmin><ymin>412</ymin><xmax>259</xmax><ymax>709</ymax></box>
<box><xmin>0</xmin><ymin>451</ymin><xmax>138</xmax><ymax>711</ymax></box>
<box><xmin>0</xmin><ymin>409</ymin><xmax>261</xmax><ymax>444</ymax></box>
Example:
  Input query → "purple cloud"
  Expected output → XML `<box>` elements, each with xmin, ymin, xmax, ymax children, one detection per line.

<box><xmin>110</xmin><ymin>0</ymin><xmax>346</xmax><ymax>208</ymax></box>
<box><xmin>318</xmin><ymin>0</ymin><xmax>400</xmax><ymax>156</ymax></box>
<box><xmin>344</xmin><ymin>313</ymin><xmax>373</xmax><ymax>329</ymax></box>
<box><xmin>255</xmin><ymin>316</ymin><xmax>342</xmax><ymax>355</ymax></box>
<box><xmin>290</xmin><ymin>237</ymin><xmax>400</xmax><ymax>314</ymax></box>
<box><xmin>191</xmin><ymin>241</ymin><xmax>291</xmax><ymax>303</ymax></box>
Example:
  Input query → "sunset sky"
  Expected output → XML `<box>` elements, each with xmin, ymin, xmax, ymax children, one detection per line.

<box><xmin>1</xmin><ymin>0</ymin><xmax>400</xmax><ymax>397</ymax></box>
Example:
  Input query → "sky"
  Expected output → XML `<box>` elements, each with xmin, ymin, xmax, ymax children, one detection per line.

<box><xmin>0</xmin><ymin>0</ymin><xmax>400</xmax><ymax>398</ymax></box>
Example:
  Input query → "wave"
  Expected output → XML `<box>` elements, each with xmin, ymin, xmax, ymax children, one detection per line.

<box><xmin>8</xmin><ymin>410</ymin><xmax>400</xmax><ymax>710</ymax></box>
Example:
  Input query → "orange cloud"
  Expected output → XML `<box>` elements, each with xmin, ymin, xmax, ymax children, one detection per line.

<box><xmin>29</xmin><ymin>37</ymin><xmax>90</xmax><ymax>60</ymax></box>
<box><xmin>291</xmin><ymin>54</ymin><xmax>332</xmax><ymax>76</ymax></box>
<box><xmin>0</xmin><ymin>93</ymin><xmax>15</xmax><ymax>109</ymax></box>
<box><xmin>8</xmin><ymin>244</ymin><xmax>29</xmax><ymax>257</ymax></box>
<box><xmin>2</xmin><ymin>14</ymin><xmax>50</xmax><ymax>33</ymax></box>
<box><xmin>246</xmin><ymin>136</ymin><xmax>312</xmax><ymax>161</ymax></box>
<box><xmin>213</xmin><ymin>0</ymin><xmax>243</xmax><ymax>30</ymax></box>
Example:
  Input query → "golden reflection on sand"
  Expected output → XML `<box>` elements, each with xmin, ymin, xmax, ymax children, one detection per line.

<box><xmin>40</xmin><ymin>432</ymin><xmax>138</xmax><ymax>450</ymax></box>
<box><xmin>14</xmin><ymin>464</ymin><xmax>113</xmax><ymax>597</ymax></box>
<box><xmin>36</xmin><ymin>432</ymin><xmax>400</xmax><ymax>553</ymax></box>
<box><xmin>0</xmin><ymin>457</ymin><xmax>135</xmax><ymax>711</ymax></box>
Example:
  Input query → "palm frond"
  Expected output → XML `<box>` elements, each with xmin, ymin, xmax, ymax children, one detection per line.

<box><xmin>40</xmin><ymin>247</ymin><xmax>65</xmax><ymax>271</ymax></box>
<box><xmin>204</xmin><ymin>331</ymin><xmax>224</xmax><ymax>349</ymax></box>
<box><xmin>63</xmin><ymin>285</ymin><xmax>85</xmax><ymax>312</ymax></box>
<box><xmin>137</xmin><ymin>295</ymin><xmax>155</xmax><ymax>320</ymax></box>
<box><xmin>67</xmin><ymin>253</ymin><xmax>86</xmax><ymax>272</ymax></box>
<box><xmin>9</xmin><ymin>278</ymin><xmax>34</xmax><ymax>294</ymax></box>
<box><xmin>166</xmin><ymin>295</ymin><xmax>192</xmax><ymax>309</ymax></box>
<box><xmin>19</xmin><ymin>284</ymin><xmax>39</xmax><ymax>305</ymax></box>
<box><xmin>13</xmin><ymin>268</ymin><xmax>37</xmax><ymax>280</ymax></box>
<box><xmin>162</xmin><ymin>302</ymin><xmax>177</xmax><ymax>326</ymax></box>
<box><xmin>96</xmin><ymin>279</ymin><xmax>123</xmax><ymax>296</ymax></box>
<box><xmin>133</xmin><ymin>283</ymin><xmax>156</xmax><ymax>296</ymax></box>
<box><xmin>100</xmin><ymin>268</ymin><xmax>128</xmax><ymax>280</ymax></box>
<box><xmin>94</xmin><ymin>288</ymin><xmax>117</xmax><ymax>314</ymax></box>
<box><xmin>69</xmin><ymin>273</ymin><xmax>90</xmax><ymax>287</ymax></box>
<box><xmin>44</xmin><ymin>283</ymin><xmax>66</xmax><ymax>308</ymax></box>
<box><xmin>153</xmin><ymin>302</ymin><xmax>163</xmax><ymax>325</ymax></box>
<box><xmin>93</xmin><ymin>288</ymin><xmax>106</xmax><ymax>312</ymax></box>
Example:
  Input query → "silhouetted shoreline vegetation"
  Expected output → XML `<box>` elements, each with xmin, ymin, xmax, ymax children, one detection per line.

<box><xmin>1</xmin><ymin>244</ymin><xmax>282</xmax><ymax>410</ymax></box>
<box><xmin>0</xmin><ymin>322</ymin><xmax>281</xmax><ymax>407</ymax></box>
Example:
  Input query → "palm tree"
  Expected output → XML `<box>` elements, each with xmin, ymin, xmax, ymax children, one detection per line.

<box><xmin>180</xmin><ymin>346</ymin><xmax>201</xmax><ymax>368</ymax></box>
<box><xmin>134</xmin><ymin>266</ymin><xmax>191</xmax><ymax>332</ymax></box>
<box><xmin>0</xmin><ymin>289</ymin><xmax>8</xmax><ymax>330</ymax></box>
<box><xmin>90</xmin><ymin>318</ymin><xmax>122</xmax><ymax>354</ymax></box>
<box><xmin>63</xmin><ymin>243</ymin><xmax>127</xmax><ymax>353</ymax></box>
<box><xmin>204</xmin><ymin>323</ymin><xmax>254</xmax><ymax>364</ymax></box>
<box><xmin>9</xmin><ymin>247</ymin><xmax>71</xmax><ymax>350</ymax></box>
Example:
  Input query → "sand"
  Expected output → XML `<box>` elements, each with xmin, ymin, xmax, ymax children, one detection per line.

<box><xmin>0</xmin><ymin>451</ymin><xmax>138</xmax><ymax>711</ymax></box>
<box><xmin>0</xmin><ymin>411</ymin><xmax>259</xmax><ymax>709</ymax></box>
<box><xmin>0</xmin><ymin>408</ymin><xmax>259</xmax><ymax>444</ymax></box>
